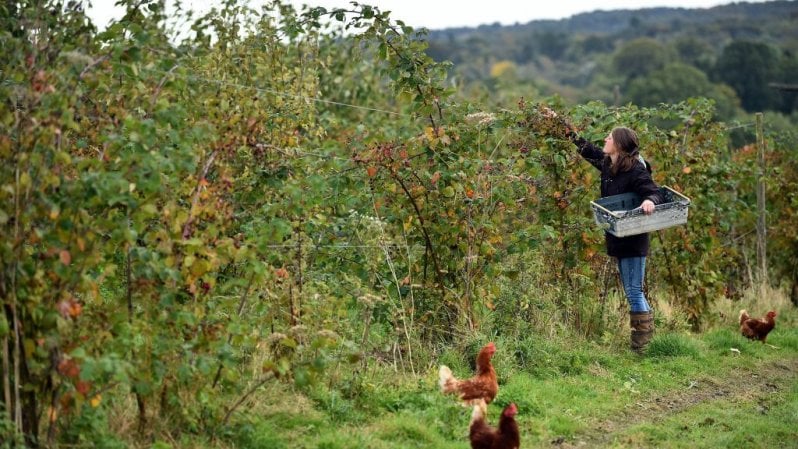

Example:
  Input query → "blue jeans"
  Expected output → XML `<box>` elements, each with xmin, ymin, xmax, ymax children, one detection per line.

<box><xmin>618</xmin><ymin>257</ymin><xmax>650</xmax><ymax>313</ymax></box>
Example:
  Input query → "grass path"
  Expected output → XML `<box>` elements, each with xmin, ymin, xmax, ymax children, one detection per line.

<box><xmin>563</xmin><ymin>355</ymin><xmax>798</xmax><ymax>448</ymax></box>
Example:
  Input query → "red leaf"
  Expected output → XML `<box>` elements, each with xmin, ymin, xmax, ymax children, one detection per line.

<box><xmin>75</xmin><ymin>380</ymin><xmax>91</xmax><ymax>396</ymax></box>
<box><xmin>69</xmin><ymin>301</ymin><xmax>82</xmax><ymax>318</ymax></box>
<box><xmin>366</xmin><ymin>166</ymin><xmax>378</xmax><ymax>178</ymax></box>
<box><xmin>57</xmin><ymin>359</ymin><xmax>80</xmax><ymax>379</ymax></box>
<box><xmin>59</xmin><ymin>250</ymin><xmax>71</xmax><ymax>265</ymax></box>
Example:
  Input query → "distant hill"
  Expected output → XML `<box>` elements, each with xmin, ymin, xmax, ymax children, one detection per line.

<box><xmin>427</xmin><ymin>1</ymin><xmax>798</xmax><ymax>47</ymax></box>
<box><xmin>422</xmin><ymin>0</ymin><xmax>798</xmax><ymax>118</ymax></box>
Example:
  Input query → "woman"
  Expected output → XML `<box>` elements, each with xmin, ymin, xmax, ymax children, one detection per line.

<box><xmin>569</xmin><ymin>123</ymin><xmax>663</xmax><ymax>352</ymax></box>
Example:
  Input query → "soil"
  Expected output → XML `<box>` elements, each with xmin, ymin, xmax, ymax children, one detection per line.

<box><xmin>552</xmin><ymin>356</ymin><xmax>798</xmax><ymax>448</ymax></box>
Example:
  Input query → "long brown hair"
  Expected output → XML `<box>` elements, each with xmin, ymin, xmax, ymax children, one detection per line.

<box><xmin>609</xmin><ymin>126</ymin><xmax>640</xmax><ymax>176</ymax></box>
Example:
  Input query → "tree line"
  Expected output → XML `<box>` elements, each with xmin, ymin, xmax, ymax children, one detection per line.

<box><xmin>426</xmin><ymin>1</ymin><xmax>798</xmax><ymax>122</ymax></box>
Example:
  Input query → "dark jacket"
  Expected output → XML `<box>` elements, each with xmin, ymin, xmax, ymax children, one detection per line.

<box><xmin>572</xmin><ymin>136</ymin><xmax>663</xmax><ymax>258</ymax></box>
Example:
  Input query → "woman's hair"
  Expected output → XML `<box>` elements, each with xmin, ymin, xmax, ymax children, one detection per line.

<box><xmin>609</xmin><ymin>126</ymin><xmax>640</xmax><ymax>175</ymax></box>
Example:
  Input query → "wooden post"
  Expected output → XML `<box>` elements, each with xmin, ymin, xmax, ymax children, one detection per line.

<box><xmin>755</xmin><ymin>112</ymin><xmax>767</xmax><ymax>283</ymax></box>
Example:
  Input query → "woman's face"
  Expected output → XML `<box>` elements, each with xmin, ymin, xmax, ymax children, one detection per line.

<box><xmin>603</xmin><ymin>132</ymin><xmax>618</xmax><ymax>157</ymax></box>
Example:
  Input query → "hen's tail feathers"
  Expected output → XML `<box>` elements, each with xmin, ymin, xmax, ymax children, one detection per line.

<box><xmin>469</xmin><ymin>399</ymin><xmax>488</xmax><ymax>426</ymax></box>
<box><xmin>739</xmin><ymin>309</ymin><xmax>749</xmax><ymax>326</ymax></box>
<box><xmin>438</xmin><ymin>365</ymin><xmax>456</xmax><ymax>393</ymax></box>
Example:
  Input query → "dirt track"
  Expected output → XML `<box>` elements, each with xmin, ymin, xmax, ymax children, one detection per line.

<box><xmin>555</xmin><ymin>356</ymin><xmax>798</xmax><ymax>448</ymax></box>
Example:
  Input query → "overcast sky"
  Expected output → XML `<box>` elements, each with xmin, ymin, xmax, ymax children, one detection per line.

<box><xmin>86</xmin><ymin>0</ymin><xmax>770</xmax><ymax>30</ymax></box>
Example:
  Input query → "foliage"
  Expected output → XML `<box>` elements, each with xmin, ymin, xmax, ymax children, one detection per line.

<box><xmin>713</xmin><ymin>40</ymin><xmax>780</xmax><ymax>112</ymax></box>
<box><xmin>765</xmin><ymin>125</ymin><xmax>798</xmax><ymax>303</ymax></box>
<box><xmin>626</xmin><ymin>63</ymin><xmax>740</xmax><ymax>119</ymax></box>
<box><xmin>613</xmin><ymin>38</ymin><xmax>674</xmax><ymax>81</ymax></box>
<box><xmin>0</xmin><ymin>0</ymin><xmax>342</xmax><ymax>444</ymax></box>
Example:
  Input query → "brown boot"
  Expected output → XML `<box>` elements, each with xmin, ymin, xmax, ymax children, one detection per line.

<box><xmin>630</xmin><ymin>311</ymin><xmax>654</xmax><ymax>353</ymax></box>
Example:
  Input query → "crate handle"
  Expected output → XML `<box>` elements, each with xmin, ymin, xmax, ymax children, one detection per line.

<box><xmin>661</xmin><ymin>185</ymin><xmax>691</xmax><ymax>205</ymax></box>
<box><xmin>590</xmin><ymin>200</ymin><xmax>622</xmax><ymax>218</ymax></box>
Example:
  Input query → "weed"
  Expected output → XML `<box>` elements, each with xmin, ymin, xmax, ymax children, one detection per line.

<box><xmin>436</xmin><ymin>347</ymin><xmax>468</xmax><ymax>373</ymax></box>
<box><xmin>773</xmin><ymin>326</ymin><xmax>798</xmax><ymax>350</ymax></box>
<box><xmin>512</xmin><ymin>335</ymin><xmax>607</xmax><ymax>378</ymax></box>
<box><xmin>59</xmin><ymin>405</ymin><xmax>127</xmax><ymax>449</ymax></box>
<box><xmin>646</xmin><ymin>333</ymin><xmax>701</xmax><ymax>358</ymax></box>
<box><xmin>231</xmin><ymin>421</ymin><xmax>288</xmax><ymax>449</ymax></box>
<box><xmin>702</xmin><ymin>327</ymin><xmax>747</xmax><ymax>353</ymax></box>
<box><xmin>373</xmin><ymin>412</ymin><xmax>463</xmax><ymax>448</ymax></box>
<box><xmin>491</xmin><ymin>375</ymin><xmax>544</xmax><ymax>415</ymax></box>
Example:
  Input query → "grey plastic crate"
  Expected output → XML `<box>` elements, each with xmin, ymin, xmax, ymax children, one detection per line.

<box><xmin>590</xmin><ymin>186</ymin><xmax>691</xmax><ymax>237</ymax></box>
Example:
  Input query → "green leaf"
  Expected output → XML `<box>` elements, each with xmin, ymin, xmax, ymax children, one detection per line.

<box><xmin>294</xmin><ymin>367</ymin><xmax>309</xmax><ymax>387</ymax></box>
<box><xmin>280</xmin><ymin>337</ymin><xmax>298</xmax><ymax>349</ymax></box>
<box><xmin>141</xmin><ymin>203</ymin><xmax>158</xmax><ymax>215</ymax></box>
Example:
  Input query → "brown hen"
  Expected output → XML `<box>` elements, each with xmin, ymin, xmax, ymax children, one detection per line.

<box><xmin>469</xmin><ymin>401</ymin><xmax>520</xmax><ymax>449</ymax></box>
<box><xmin>439</xmin><ymin>342</ymin><xmax>498</xmax><ymax>405</ymax></box>
<box><xmin>739</xmin><ymin>309</ymin><xmax>777</xmax><ymax>343</ymax></box>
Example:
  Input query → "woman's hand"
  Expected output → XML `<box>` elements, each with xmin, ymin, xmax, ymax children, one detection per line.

<box><xmin>641</xmin><ymin>199</ymin><xmax>655</xmax><ymax>215</ymax></box>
